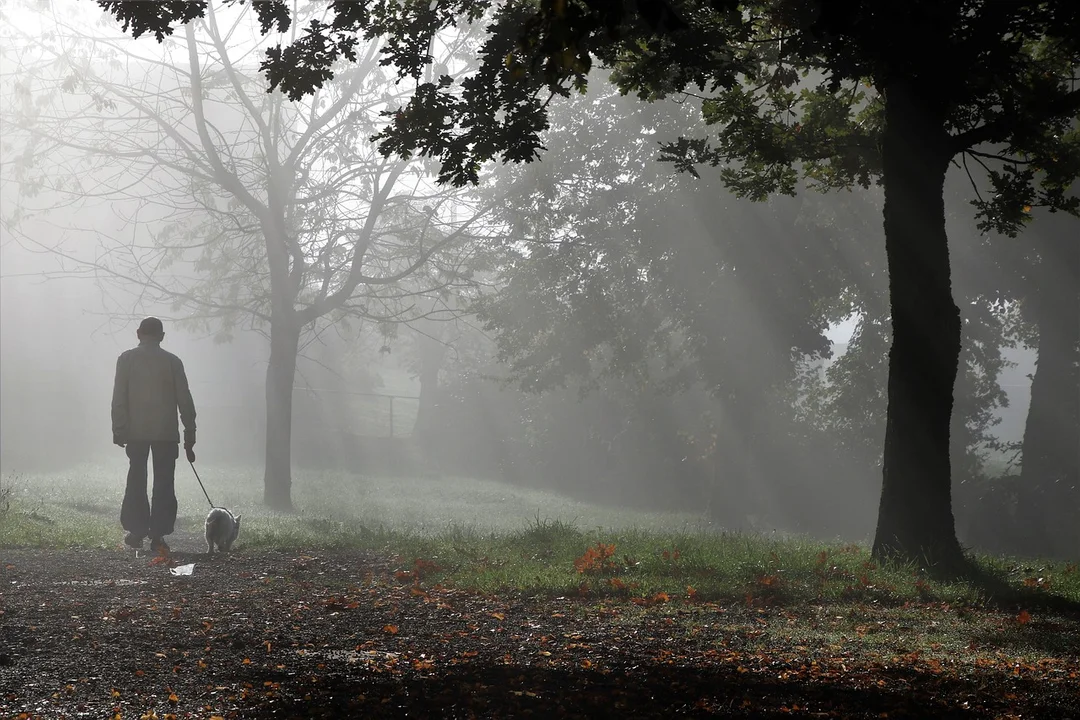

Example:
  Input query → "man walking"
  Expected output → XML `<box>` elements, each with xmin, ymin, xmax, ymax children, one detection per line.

<box><xmin>112</xmin><ymin>317</ymin><xmax>197</xmax><ymax>552</ymax></box>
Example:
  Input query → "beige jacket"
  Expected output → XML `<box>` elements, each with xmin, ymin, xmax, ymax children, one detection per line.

<box><xmin>112</xmin><ymin>339</ymin><xmax>197</xmax><ymax>444</ymax></box>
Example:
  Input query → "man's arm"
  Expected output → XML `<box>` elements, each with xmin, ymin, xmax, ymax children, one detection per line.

<box><xmin>174</xmin><ymin>356</ymin><xmax>197</xmax><ymax>447</ymax></box>
<box><xmin>111</xmin><ymin>353</ymin><xmax>129</xmax><ymax>446</ymax></box>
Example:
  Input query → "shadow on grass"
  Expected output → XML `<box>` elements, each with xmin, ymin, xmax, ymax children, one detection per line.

<box><xmin>972</xmin><ymin>622</ymin><xmax>1080</xmax><ymax>657</ymax></box>
<box><xmin>960</xmin><ymin>560</ymin><xmax>1080</xmax><ymax>616</ymax></box>
<box><xmin>232</xmin><ymin>660</ymin><xmax>1071</xmax><ymax>719</ymax></box>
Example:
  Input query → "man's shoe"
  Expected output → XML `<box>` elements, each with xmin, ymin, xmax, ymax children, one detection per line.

<box><xmin>150</xmin><ymin>537</ymin><xmax>170</xmax><ymax>554</ymax></box>
<box><xmin>124</xmin><ymin>532</ymin><xmax>144</xmax><ymax>549</ymax></box>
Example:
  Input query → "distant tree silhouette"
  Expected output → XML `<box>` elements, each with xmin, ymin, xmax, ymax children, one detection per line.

<box><xmin>1015</xmin><ymin>211</ymin><xmax>1080</xmax><ymax>557</ymax></box>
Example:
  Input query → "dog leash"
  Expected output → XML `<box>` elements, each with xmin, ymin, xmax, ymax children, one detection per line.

<box><xmin>168</xmin><ymin>355</ymin><xmax>212</xmax><ymax>508</ymax></box>
<box><xmin>188</xmin><ymin>460</ymin><xmax>216</xmax><ymax>508</ymax></box>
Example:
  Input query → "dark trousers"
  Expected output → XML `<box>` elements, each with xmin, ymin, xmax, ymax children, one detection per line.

<box><xmin>121</xmin><ymin>441</ymin><xmax>179</xmax><ymax>539</ymax></box>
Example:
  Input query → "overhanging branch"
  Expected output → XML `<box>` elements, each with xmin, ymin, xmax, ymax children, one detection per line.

<box><xmin>950</xmin><ymin>88</ymin><xmax>1080</xmax><ymax>154</ymax></box>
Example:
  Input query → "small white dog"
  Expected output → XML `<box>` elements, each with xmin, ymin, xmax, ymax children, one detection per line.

<box><xmin>204</xmin><ymin>507</ymin><xmax>242</xmax><ymax>554</ymax></box>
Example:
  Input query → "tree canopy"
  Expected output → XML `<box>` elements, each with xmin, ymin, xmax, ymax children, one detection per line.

<box><xmin>100</xmin><ymin>0</ymin><xmax>1080</xmax><ymax>216</ymax></box>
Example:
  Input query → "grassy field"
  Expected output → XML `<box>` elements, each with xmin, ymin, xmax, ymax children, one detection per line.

<box><xmin>3</xmin><ymin>461</ymin><xmax>1077</xmax><ymax>612</ymax></box>
<box><xmin>0</xmin><ymin>460</ymin><xmax>712</xmax><ymax>546</ymax></box>
<box><xmin>3</xmin><ymin>462</ymin><xmax>1078</xmax><ymax>718</ymax></box>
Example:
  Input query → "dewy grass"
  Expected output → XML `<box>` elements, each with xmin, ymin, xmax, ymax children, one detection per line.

<box><xmin>0</xmin><ymin>461</ymin><xmax>711</xmax><ymax>544</ymax></box>
<box><xmin>2</xmin><ymin>462</ymin><xmax>1077</xmax><ymax>614</ymax></box>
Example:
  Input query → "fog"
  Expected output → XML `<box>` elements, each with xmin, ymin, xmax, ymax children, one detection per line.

<box><xmin>0</xmin><ymin>0</ymin><xmax>1068</xmax><ymax>558</ymax></box>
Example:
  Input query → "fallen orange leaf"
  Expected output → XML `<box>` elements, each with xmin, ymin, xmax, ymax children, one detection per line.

<box><xmin>1016</xmin><ymin>610</ymin><xmax>1032</xmax><ymax>625</ymax></box>
<box><xmin>413</xmin><ymin>558</ymin><xmax>442</xmax><ymax>574</ymax></box>
<box><xmin>491</xmin><ymin>612</ymin><xmax>505</xmax><ymax>621</ymax></box>
<box><xmin>383</xmin><ymin>624</ymin><xmax>399</xmax><ymax>635</ymax></box>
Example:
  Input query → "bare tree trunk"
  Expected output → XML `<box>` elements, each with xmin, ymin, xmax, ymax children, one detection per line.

<box><xmin>411</xmin><ymin>330</ymin><xmax>448</xmax><ymax>476</ymax></box>
<box><xmin>872</xmin><ymin>83</ymin><xmax>966</xmax><ymax>571</ymax></box>
<box><xmin>413</xmin><ymin>332</ymin><xmax>448</xmax><ymax>444</ymax></box>
<box><xmin>263</xmin><ymin>315</ymin><xmax>301</xmax><ymax>511</ymax></box>
<box><xmin>1016</xmin><ymin>217</ymin><xmax>1080</xmax><ymax>558</ymax></box>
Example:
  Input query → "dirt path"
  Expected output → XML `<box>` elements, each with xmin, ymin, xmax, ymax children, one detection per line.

<box><xmin>1</xmin><ymin>540</ymin><xmax>1077</xmax><ymax>719</ymax></box>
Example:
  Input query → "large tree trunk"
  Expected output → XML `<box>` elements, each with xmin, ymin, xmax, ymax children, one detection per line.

<box><xmin>263</xmin><ymin>315</ymin><xmax>301</xmax><ymax>511</ymax></box>
<box><xmin>1016</xmin><ymin>216</ymin><xmax>1080</xmax><ymax>558</ymax></box>
<box><xmin>871</xmin><ymin>83</ymin><xmax>966</xmax><ymax>571</ymax></box>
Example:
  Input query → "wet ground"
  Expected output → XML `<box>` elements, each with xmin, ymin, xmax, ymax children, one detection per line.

<box><xmin>2</xmin><ymin>535</ymin><xmax>1077</xmax><ymax>718</ymax></box>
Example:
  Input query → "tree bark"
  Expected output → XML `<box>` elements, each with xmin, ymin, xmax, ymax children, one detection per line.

<box><xmin>1016</xmin><ymin>216</ymin><xmax>1080</xmax><ymax>558</ymax></box>
<box><xmin>263</xmin><ymin>315</ymin><xmax>301</xmax><ymax>511</ymax></box>
<box><xmin>871</xmin><ymin>83</ymin><xmax>966</xmax><ymax>571</ymax></box>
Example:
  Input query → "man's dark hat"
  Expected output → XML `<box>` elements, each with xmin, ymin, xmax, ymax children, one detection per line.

<box><xmin>138</xmin><ymin>317</ymin><xmax>164</xmax><ymax>336</ymax></box>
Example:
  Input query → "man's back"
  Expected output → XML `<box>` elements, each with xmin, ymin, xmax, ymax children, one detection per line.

<box><xmin>112</xmin><ymin>339</ymin><xmax>196</xmax><ymax>444</ymax></box>
<box><xmin>112</xmin><ymin>317</ymin><xmax>196</xmax><ymax>552</ymax></box>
